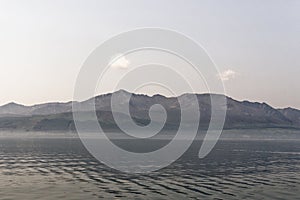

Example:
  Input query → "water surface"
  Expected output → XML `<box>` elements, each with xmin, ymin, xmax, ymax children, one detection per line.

<box><xmin>0</xmin><ymin>130</ymin><xmax>299</xmax><ymax>199</ymax></box>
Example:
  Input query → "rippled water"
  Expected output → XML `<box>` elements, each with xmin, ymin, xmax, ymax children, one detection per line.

<box><xmin>0</xmin><ymin>131</ymin><xmax>299</xmax><ymax>199</ymax></box>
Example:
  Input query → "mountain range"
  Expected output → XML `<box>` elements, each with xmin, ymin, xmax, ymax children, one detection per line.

<box><xmin>0</xmin><ymin>90</ymin><xmax>299</xmax><ymax>132</ymax></box>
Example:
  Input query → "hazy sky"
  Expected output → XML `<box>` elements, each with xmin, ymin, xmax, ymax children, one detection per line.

<box><xmin>0</xmin><ymin>0</ymin><xmax>299</xmax><ymax>108</ymax></box>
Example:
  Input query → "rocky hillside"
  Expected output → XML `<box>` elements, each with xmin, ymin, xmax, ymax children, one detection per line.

<box><xmin>0</xmin><ymin>90</ymin><xmax>299</xmax><ymax>131</ymax></box>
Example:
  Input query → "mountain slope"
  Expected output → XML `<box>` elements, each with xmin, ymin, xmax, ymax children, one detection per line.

<box><xmin>278</xmin><ymin>107</ymin><xmax>300</xmax><ymax>126</ymax></box>
<box><xmin>0</xmin><ymin>91</ymin><xmax>299</xmax><ymax>131</ymax></box>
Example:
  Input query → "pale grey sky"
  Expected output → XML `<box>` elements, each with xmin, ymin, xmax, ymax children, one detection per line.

<box><xmin>0</xmin><ymin>0</ymin><xmax>299</xmax><ymax>108</ymax></box>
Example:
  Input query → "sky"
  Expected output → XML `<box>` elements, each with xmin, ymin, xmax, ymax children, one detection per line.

<box><xmin>0</xmin><ymin>0</ymin><xmax>299</xmax><ymax>108</ymax></box>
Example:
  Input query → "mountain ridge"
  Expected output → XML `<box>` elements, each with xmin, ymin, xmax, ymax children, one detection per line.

<box><xmin>0</xmin><ymin>90</ymin><xmax>299</xmax><ymax>131</ymax></box>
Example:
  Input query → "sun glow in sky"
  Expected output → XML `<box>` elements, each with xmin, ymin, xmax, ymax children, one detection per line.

<box><xmin>0</xmin><ymin>0</ymin><xmax>299</xmax><ymax>108</ymax></box>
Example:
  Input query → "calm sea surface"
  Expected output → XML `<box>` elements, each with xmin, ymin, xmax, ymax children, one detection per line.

<box><xmin>0</xmin><ymin>130</ymin><xmax>299</xmax><ymax>200</ymax></box>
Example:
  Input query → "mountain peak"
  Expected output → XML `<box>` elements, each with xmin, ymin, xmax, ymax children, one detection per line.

<box><xmin>2</xmin><ymin>102</ymin><xmax>25</xmax><ymax>108</ymax></box>
<box><xmin>114</xmin><ymin>89</ymin><xmax>131</xmax><ymax>95</ymax></box>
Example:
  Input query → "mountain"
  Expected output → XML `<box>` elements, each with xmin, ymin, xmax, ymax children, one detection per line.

<box><xmin>0</xmin><ymin>102</ymin><xmax>72</xmax><ymax>117</ymax></box>
<box><xmin>278</xmin><ymin>107</ymin><xmax>300</xmax><ymax>126</ymax></box>
<box><xmin>0</xmin><ymin>90</ymin><xmax>299</xmax><ymax>131</ymax></box>
<box><xmin>0</xmin><ymin>102</ymin><xmax>29</xmax><ymax>116</ymax></box>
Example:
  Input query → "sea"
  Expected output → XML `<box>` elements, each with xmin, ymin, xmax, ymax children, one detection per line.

<box><xmin>0</xmin><ymin>129</ymin><xmax>299</xmax><ymax>199</ymax></box>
